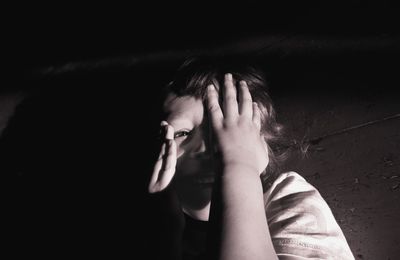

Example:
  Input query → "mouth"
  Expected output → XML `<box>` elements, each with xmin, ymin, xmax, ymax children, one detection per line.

<box><xmin>193</xmin><ymin>175</ymin><xmax>215</xmax><ymax>185</ymax></box>
<box><xmin>177</xmin><ymin>173</ymin><xmax>216</xmax><ymax>187</ymax></box>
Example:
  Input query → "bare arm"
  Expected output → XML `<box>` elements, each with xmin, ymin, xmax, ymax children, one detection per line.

<box><xmin>218</xmin><ymin>165</ymin><xmax>277</xmax><ymax>260</ymax></box>
<box><xmin>206</xmin><ymin>74</ymin><xmax>278</xmax><ymax>260</ymax></box>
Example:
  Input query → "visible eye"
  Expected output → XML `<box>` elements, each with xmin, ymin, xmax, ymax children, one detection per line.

<box><xmin>174</xmin><ymin>129</ymin><xmax>192</xmax><ymax>139</ymax></box>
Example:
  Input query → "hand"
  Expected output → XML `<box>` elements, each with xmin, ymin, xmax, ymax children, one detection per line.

<box><xmin>147</xmin><ymin>122</ymin><xmax>184</xmax><ymax>259</ymax></box>
<box><xmin>206</xmin><ymin>73</ymin><xmax>269</xmax><ymax>176</ymax></box>
<box><xmin>148</xmin><ymin>121</ymin><xmax>177</xmax><ymax>193</ymax></box>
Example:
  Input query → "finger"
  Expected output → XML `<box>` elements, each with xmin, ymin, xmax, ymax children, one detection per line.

<box><xmin>159</xmin><ymin>121</ymin><xmax>168</xmax><ymax>140</ymax></box>
<box><xmin>148</xmin><ymin>123</ymin><xmax>177</xmax><ymax>193</ymax></box>
<box><xmin>238</xmin><ymin>80</ymin><xmax>253</xmax><ymax>117</ymax></box>
<box><xmin>158</xmin><ymin>140</ymin><xmax>167</xmax><ymax>160</ymax></box>
<box><xmin>159</xmin><ymin>139</ymin><xmax>177</xmax><ymax>187</ymax></box>
<box><xmin>161</xmin><ymin>120</ymin><xmax>168</xmax><ymax>127</ymax></box>
<box><xmin>148</xmin><ymin>142</ymin><xmax>167</xmax><ymax>193</ymax></box>
<box><xmin>165</xmin><ymin>124</ymin><xmax>174</xmax><ymax>140</ymax></box>
<box><xmin>206</xmin><ymin>84</ymin><xmax>223</xmax><ymax>129</ymax></box>
<box><xmin>158</xmin><ymin>124</ymin><xmax>177</xmax><ymax>190</ymax></box>
<box><xmin>223</xmin><ymin>73</ymin><xmax>239</xmax><ymax>119</ymax></box>
<box><xmin>148</xmin><ymin>141</ymin><xmax>177</xmax><ymax>193</ymax></box>
<box><xmin>252</xmin><ymin>102</ymin><xmax>262</xmax><ymax>130</ymax></box>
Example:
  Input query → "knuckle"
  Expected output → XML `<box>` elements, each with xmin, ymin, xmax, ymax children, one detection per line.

<box><xmin>225</xmin><ymin>96</ymin><xmax>237</xmax><ymax>102</ymax></box>
<box><xmin>208</xmin><ymin>104</ymin><xmax>220</xmax><ymax>112</ymax></box>
<box><xmin>208</xmin><ymin>91</ymin><xmax>218</xmax><ymax>98</ymax></box>
<box><xmin>243</xmin><ymin>97</ymin><xmax>252</xmax><ymax>103</ymax></box>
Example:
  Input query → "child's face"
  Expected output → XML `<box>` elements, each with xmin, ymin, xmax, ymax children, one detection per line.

<box><xmin>163</xmin><ymin>93</ymin><xmax>216</xmax><ymax>217</ymax></box>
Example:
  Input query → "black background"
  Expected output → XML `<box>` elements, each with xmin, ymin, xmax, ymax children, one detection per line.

<box><xmin>5</xmin><ymin>1</ymin><xmax>399</xmax><ymax>75</ymax></box>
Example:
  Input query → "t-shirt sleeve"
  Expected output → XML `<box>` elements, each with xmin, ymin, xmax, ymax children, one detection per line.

<box><xmin>264</xmin><ymin>172</ymin><xmax>355</xmax><ymax>260</ymax></box>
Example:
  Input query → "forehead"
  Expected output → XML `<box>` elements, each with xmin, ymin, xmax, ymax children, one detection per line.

<box><xmin>163</xmin><ymin>93</ymin><xmax>204</xmax><ymax>123</ymax></box>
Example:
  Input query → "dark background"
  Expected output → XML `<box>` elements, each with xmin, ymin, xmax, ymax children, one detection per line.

<box><xmin>2</xmin><ymin>2</ymin><xmax>400</xmax><ymax>259</ymax></box>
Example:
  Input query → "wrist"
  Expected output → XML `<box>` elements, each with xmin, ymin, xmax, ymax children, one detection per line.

<box><xmin>221</xmin><ymin>162</ymin><xmax>260</xmax><ymax>178</ymax></box>
<box><xmin>219</xmin><ymin>163</ymin><xmax>265</xmax><ymax>208</ymax></box>
<box><xmin>220</xmin><ymin>149</ymin><xmax>268</xmax><ymax>176</ymax></box>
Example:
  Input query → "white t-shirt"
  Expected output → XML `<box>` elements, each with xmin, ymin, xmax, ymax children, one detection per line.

<box><xmin>264</xmin><ymin>172</ymin><xmax>355</xmax><ymax>259</ymax></box>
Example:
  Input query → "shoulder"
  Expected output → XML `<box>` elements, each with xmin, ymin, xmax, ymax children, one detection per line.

<box><xmin>264</xmin><ymin>171</ymin><xmax>334</xmax><ymax>232</ymax></box>
<box><xmin>264</xmin><ymin>172</ymin><xmax>355</xmax><ymax>259</ymax></box>
<box><xmin>264</xmin><ymin>171</ymin><xmax>316</xmax><ymax>201</ymax></box>
<box><xmin>264</xmin><ymin>172</ymin><xmax>329</xmax><ymax>235</ymax></box>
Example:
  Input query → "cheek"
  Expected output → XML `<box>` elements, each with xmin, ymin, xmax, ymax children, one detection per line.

<box><xmin>175</xmin><ymin>130</ymin><xmax>203</xmax><ymax>158</ymax></box>
<box><xmin>175</xmin><ymin>135</ymin><xmax>206</xmax><ymax>174</ymax></box>
<box><xmin>175</xmin><ymin>138</ymin><xmax>186</xmax><ymax>158</ymax></box>
<box><xmin>175</xmin><ymin>154</ymin><xmax>193</xmax><ymax>178</ymax></box>
<box><xmin>176</xmin><ymin>154</ymin><xmax>208</xmax><ymax>178</ymax></box>
<box><xmin>177</xmin><ymin>144</ymin><xmax>185</xmax><ymax>158</ymax></box>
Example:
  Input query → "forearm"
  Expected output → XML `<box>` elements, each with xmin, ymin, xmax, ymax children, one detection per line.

<box><xmin>218</xmin><ymin>164</ymin><xmax>278</xmax><ymax>260</ymax></box>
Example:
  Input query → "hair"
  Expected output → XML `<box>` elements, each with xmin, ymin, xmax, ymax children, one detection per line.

<box><xmin>164</xmin><ymin>55</ymin><xmax>288</xmax><ymax>191</ymax></box>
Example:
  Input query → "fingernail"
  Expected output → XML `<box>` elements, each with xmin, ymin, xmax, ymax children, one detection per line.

<box><xmin>160</xmin><ymin>121</ymin><xmax>168</xmax><ymax>126</ymax></box>
<box><xmin>207</xmin><ymin>84</ymin><xmax>215</xmax><ymax>92</ymax></box>
<box><xmin>166</xmin><ymin>125</ymin><xmax>174</xmax><ymax>140</ymax></box>
<box><xmin>225</xmin><ymin>73</ymin><xmax>232</xmax><ymax>80</ymax></box>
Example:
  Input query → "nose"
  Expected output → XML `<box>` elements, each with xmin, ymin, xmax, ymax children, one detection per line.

<box><xmin>189</xmin><ymin>140</ymin><xmax>212</xmax><ymax>159</ymax></box>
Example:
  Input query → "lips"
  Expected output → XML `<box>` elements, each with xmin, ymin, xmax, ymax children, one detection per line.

<box><xmin>193</xmin><ymin>175</ymin><xmax>215</xmax><ymax>185</ymax></box>
<box><xmin>177</xmin><ymin>173</ymin><xmax>216</xmax><ymax>187</ymax></box>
